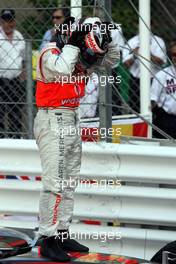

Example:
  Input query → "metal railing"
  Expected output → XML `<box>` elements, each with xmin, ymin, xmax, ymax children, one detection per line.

<box><xmin>0</xmin><ymin>140</ymin><xmax>176</xmax><ymax>259</ymax></box>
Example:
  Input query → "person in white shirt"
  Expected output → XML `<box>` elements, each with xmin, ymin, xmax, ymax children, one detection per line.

<box><xmin>39</xmin><ymin>8</ymin><xmax>70</xmax><ymax>50</ymax></box>
<box><xmin>123</xmin><ymin>34</ymin><xmax>167</xmax><ymax>113</ymax></box>
<box><xmin>0</xmin><ymin>9</ymin><xmax>25</xmax><ymax>138</ymax></box>
<box><xmin>79</xmin><ymin>72</ymin><xmax>99</xmax><ymax>118</ymax></box>
<box><xmin>151</xmin><ymin>40</ymin><xmax>176</xmax><ymax>139</ymax></box>
<box><xmin>111</xmin><ymin>24</ymin><xmax>125</xmax><ymax>115</ymax></box>
<box><xmin>112</xmin><ymin>24</ymin><xmax>125</xmax><ymax>53</ymax></box>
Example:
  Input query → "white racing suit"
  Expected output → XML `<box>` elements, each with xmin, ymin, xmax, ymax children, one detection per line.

<box><xmin>34</xmin><ymin>108</ymin><xmax>81</xmax><ymax>237</ymax></box>
<box><xmin>34</xmin><ymin>43</ymin><xmax>83</xmax><ymax>237</ymax></box>
<box><xmin>34</xmin><ymin>33</ymin><xmax>119</xmax><ymax>237</ymax></box>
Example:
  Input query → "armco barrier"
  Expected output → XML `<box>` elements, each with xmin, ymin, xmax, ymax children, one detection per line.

<box><xmin>0</xmin><ymin>139</ymin><xmax>176</xmax><ymax>260</ymax></box>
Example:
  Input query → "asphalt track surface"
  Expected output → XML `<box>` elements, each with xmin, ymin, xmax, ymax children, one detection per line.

<box><xmin>0</xmin><ymin>250</ymin><xmax>148</xmax><ymax>264</ymax></box>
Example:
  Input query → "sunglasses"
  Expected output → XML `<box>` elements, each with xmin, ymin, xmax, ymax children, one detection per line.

<box><xmin>52</xmin><ymin>16</ymin><xmax>63</xmax><ymax>20</ymax></box>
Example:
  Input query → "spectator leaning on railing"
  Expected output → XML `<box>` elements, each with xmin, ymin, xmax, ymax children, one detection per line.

<box><xmin>122</xmin><ymin>32</ymin><xmax>166</xmax><ymax>113</ymax></box>
<box><xmin>0</xmin><ymin>9</ymin><xmax>26</xmax><ymax>138</ymax></box>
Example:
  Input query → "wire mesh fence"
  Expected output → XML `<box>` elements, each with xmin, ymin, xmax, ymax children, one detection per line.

<box><xmin>0</xmin><ymin>0</ymin><xmax>175</xmax><ymax>139</ymax></box>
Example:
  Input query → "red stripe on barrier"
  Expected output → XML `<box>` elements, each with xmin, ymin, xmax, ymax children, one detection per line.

<box><xmin>20</xmin><ymin>176</ymin><xmax>30</xmax><ymax>180</ymax></box>
<box><xmin>35</xmin><ymin>176</ymin><xmax>42</xmax><ymax>181</ymax></box>
<box><xmin>82</xmin><ymin>220</ymin><xmax>101</xmax><ymax>225</ymax></box>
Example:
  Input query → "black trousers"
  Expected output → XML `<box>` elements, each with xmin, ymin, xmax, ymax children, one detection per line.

<box><xmin>152</xmin><ymin>107</ymin><xmax>176</xmax><ymax>139</ymax></box>
<box><xmin>0</xmin><ymin>77</ymin><xmax>25</xmax><ymax>138</ymax></box>
<box><xmin>129</xmin><ymin>74</ymin><xmax>140</xmax><ymax>113</ymax></box>
<box><xmin>111</xmin><ymin>68</ymin><xmax>123</xmax><ymax>115</ymax></box>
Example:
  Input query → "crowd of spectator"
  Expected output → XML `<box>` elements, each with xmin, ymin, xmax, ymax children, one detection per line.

<box><xmin>0</xmin><ymin>7</ymin><xmax>176</xmax><ymax>139</ymax></box>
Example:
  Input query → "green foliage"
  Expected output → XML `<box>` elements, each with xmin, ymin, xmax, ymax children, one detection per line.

<box><xmin>19</xmin><ymin>0</ymin><xmax>58</xmax><ymax>49</ymax></box>
<box><xmin>111</xmin><ymin>0</ymin><xmax>138</xmax><ymax>40</ymax></box>
<box><xmin>18</xmin><ymin>0</ymin><xmax>140</xmax><ymax>49</ymax></box>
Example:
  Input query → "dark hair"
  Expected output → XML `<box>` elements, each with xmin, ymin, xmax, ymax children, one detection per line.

<box><xmin>170</xmin><ymin>39</ymin><xmax>176</xmax><ymax>49</ymax></box>
<box><xmin>1</xmin><ymin>9</ymin><xmax>15</xmax><ymax>21</ymax></box>
<box><xmin>167</xmin><ymin>39</ymin><xmax>176</xmax><ymax>60</ymax></box>
<box><xmin>52</xmin><ymin>7</ymin><xmax>70</xmax><ymax>18</ymax></box>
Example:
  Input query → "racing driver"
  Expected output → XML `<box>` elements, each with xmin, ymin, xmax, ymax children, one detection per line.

<box><xmin>34</xmin><ymin>16</ymin><xmax>119</xmax><ymax>261</ymax></box>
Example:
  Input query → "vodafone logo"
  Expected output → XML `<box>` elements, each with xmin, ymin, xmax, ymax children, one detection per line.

<box><xmin>85</xmin><ymin>31</ymin><xmax>106</xmax><ymax>54</ymax></box>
